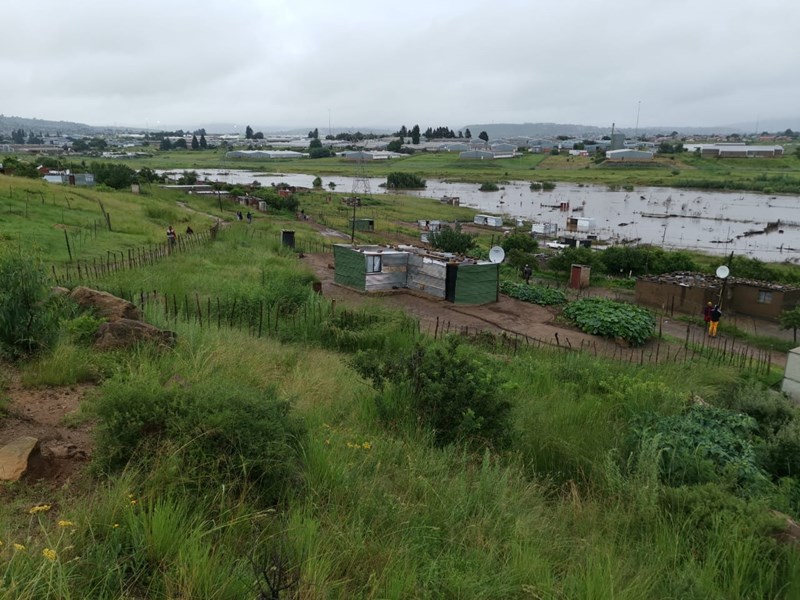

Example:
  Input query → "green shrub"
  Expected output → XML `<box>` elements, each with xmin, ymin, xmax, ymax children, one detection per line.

<box><xmin>92</xmin><ymin>370</ymin><xmax>304</xmax><ymax>502</ymax></box>
<box><xmin>479</xmin><ymin>182</ymin><xmax>499</xmax><ymax>192</ymax></box>
<box><xmin>500</xmin><ymin>281</ymin><xmax>567</xmax><ymax>306</ymax></box>
<box><xmin>428</xmin><ymin>223</ymin><xmax>476</xmax><ymax>255</ymax></box>
<box><xmin>351</xmin><ymin>338</ymin><xmax>512</xmax><ymax>448</ymax></box>
<box><xmin>563</xmin><ymin>297</ymin><xmax>655</xmax><ymax>346</ymax></box>
<box><xmin>0</xmin><ymin>252</ymin><xmax>65</xmax><ymax>359</ymax></box>
<box><xmin>385</xmin><ymin>172</ymin><xmax>426</xmax><ymax>189</ymax></box>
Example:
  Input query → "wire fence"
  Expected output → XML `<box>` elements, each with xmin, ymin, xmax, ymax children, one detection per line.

<box><xmin>51</xmin><ymin>228</ymin><xmax>215</xmax><ymax>287</ymax></box>
<box><xmin>104</xmin><ymin>282</ymin><xmax>774</xmax><ymax>374</ymax></box>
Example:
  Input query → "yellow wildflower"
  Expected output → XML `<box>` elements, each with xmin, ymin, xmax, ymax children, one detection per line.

<box><xmin>13</xmin><ymin>543</ymin><xmax>26</xmax><ymax>551</ymax></box>
<box><xmin>112</xmin><ymin>523</ymin><xmax>120</xmax><ymax>529</ymax></box>
<box><xmin>362</xmin><ymin>442</ymin><xmax>372</xmax><ymax>450</ymax></box>
<box><xmin>57</xmin><ymin>520</ymin><xmax>75</xmax><ymax>528</ymax></box>
<box><xmin>42</xmin><ymin>548</ymin><xmax>57</xmax><ymax>561</ymax></box>
<box><xmin>130</xmin><ymin>499</ymin><xmax>138</xmax><ymax>506</ymax></box>
<box><xmin>28</xmin><ymin>504</ymin><xmax>52</xmax><ymax>514</ymax></box>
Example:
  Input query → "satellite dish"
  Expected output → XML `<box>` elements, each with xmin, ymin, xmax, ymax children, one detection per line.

<box><xmin>489</xmin><ymin>246</ymin><xmax>506</xmax><ymax>264</ymax></box>
<box><xmin>715</xmin><ymin>265</ymin><xmax>730</xmax><ymax>279</ymax></box>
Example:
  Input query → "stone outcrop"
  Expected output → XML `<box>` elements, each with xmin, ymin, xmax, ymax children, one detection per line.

<box><xmin>69</xmin><ymin>286</ymin><xmax>142</xmax><ymax>321</ymax></box>
<box><xmin>0</xmin><ymin>436</ymin><xmax>39</xmax><ymax>481</ymax></box>
<box><xmin>94</xmin><ymin>318</ymin><xmax>177</xmax><ymax>351</ymax></box>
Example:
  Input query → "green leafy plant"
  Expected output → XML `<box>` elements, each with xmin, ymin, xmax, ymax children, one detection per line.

<box><xmin>563</xmin><ymin>297</ymin><xmax>654</xmax><ymax>346</ymax></box>
<box><xmin>500</xmin><ymin>281</ymin><xmax>567</xmax><ymax>306</ymax></box>
<box><xmin>630</xmin><ymin>405</ymin><xmax>769</xmax><ymax>492</ymax></box>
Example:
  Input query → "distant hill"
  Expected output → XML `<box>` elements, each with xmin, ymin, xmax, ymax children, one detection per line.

<box><xmin>0</xmin><ymin>115</ymin><xmax>132</xmax><ymax>137</ymax></box>
<box><xmin>462</xmin><ymin>120</ymin><xmax>800</xmax><ymax>139</ymax></box>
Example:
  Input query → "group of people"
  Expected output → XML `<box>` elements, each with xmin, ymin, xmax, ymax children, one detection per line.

<box><xmin>236</xmin><ymin>210</ymin><xmax>253</xmax><ymax>223</ymax></box>
<box><xmin>166</xmin><ymin>225</ymin><xmax>194</xmax><ymax>246</ymax></box>
<box><xmin>703</xmin><ymin>301</ymin><xmax>723</xmax><ymax>337</ymax></box>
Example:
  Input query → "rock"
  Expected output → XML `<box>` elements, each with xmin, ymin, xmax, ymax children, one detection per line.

<box><xmin>94</xmin><ymin>318</ymin><xmax>177</xmax><ymax>351</ymax></box>
<box><xmin>42</xmin><ymin>442</ymin><xmax>89</xmax><ymax>460</ymax></box>
<box><xmin>0</xmin><ymin>436</ymin><xmax>39</xmax><ymax>481</ymax></box>
<box><xmin>69</xmin><ymin>286</ymin><xmax>142</xmax><ymax>322</ymax></box>
<box><xmin>51</xmin><ymin>286</ymin><xmax>71</xmax><ymax>296</ymax></box>
<box><xmin>771</xmin><ymin>511</ymin><xmax>800</xmax><ymax>546</ymax></box>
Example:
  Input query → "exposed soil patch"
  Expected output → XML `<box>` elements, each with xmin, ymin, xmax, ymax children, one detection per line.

<box><xmin>0</xmin><ymin>370</ymin><xmax>95</xmax><ymax>487</ymax></box>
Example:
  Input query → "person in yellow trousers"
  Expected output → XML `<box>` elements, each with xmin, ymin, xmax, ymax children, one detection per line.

<box><xmin>709</xmin><ymin>303</ymin><xmax>722</xmax><ymax>337</ymax></box>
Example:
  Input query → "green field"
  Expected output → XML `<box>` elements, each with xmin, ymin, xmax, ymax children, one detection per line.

<box><xmin>2</xmin><ymin>172</ymin><xmax>800</xmax><ymax>598</ymax></box>
<box><xmin>77</xmin><ymin>145</ymin><xmax>800</xmax><ymax>193</ymax></box>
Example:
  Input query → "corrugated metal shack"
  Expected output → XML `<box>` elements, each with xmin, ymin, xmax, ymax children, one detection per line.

<box><xmin>333</xmin><ymin>244</ymin><xmax>498</xmax><ymax>304</ymax></box>
<box><xmin>635</xmin><ymin>271</ymin><xmax>800</xmax><ymax>321</ymax></box>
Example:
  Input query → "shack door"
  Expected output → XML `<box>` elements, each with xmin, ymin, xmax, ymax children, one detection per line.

<box><xmin>445</xmin><ymin>263</ymin><xmax>458</xmax><ymax>302</ymax></box>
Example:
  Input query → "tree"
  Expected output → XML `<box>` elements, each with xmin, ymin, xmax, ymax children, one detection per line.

<box><xmin>309</xmin><ymin>138</ymin><xmax>322</xmax><ymax>149</ymax></box>
<box><xmin>308</xmin><ymin>128</ymin><xmax>319</xmax><ymax>139</ymax></box>
<box><xmin>245</xmin><ymin>125</ymin><xmax>254</xmax><ymax>139</ymax></box>
<box><xmin>464</xmin><ymin>128</ymin><xmax>472</xmax><ymax>139</ymax></box>
<box><xmin>781</xmin><ymin>306</ymin><xmax>800</xmax><ymax>343</ymax></box>
<box><xmin>199</xmin><ymin>134</ymin><xmax>207</xmax><ymax>149</ymax></box>
<box><xmin>191</xmin><ymin>135</ymin><xmax>199</xmax><ymax>150</ymax></box>
<box><xmin>312</xmin><ymin>176</ymin><xmax>323</xmax><ymax>188</ymax></box>
<box><xmin>478</xmin><ymin>131</ymin><xmax>489</xmax><ymax>142</ymax></box>
<box><xmin>252</xmin><ymin>131</ymin><xmax>264</xmax><ymax>140</ymax></box>
<box><xmin>173</xmin><ymin>138</ymin><xmax>188</xmax><ymax>149</ymax></box>
<box><xmin>386</xmin><ymin>137</ymin><xmax>403</xmax><ymax>152</ymax></box>
<box><xmin>159</xmin><ymin>138</ymin><xmax>172</xmax><ymax>151</ymax></box>
<box><xmin>411</xmin><ymin>125</ymin><xmax>420</xmax><ymax>145</ymax></box>
<box><xmin>428</xmin><ymin>223</ymin><xmax>476</xmax><ymax>255</ymax></box>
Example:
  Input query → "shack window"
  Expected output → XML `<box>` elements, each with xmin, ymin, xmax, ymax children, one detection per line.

<box><xmin>757</xmin><ymin>290</ymin><xmax>773</xmax><ymax>304</ymax></box>
<box><xmin>366</xmin><ymin>255</ymin><xmax>382</xmax><ymax>273</ymax></box>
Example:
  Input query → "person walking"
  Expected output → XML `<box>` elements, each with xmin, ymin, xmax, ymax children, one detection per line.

<box><xmin>703</xmin><ymin>301</ymin><xmax>713</xmax><ymax>333</ymax></box>
<box><xmin>166</xmin><ymin>225</ymin><xmax>177</xmax><ymax>247</ymax></box>
<box><xmin>246</xmin><ymin>211</ymin><xmax>252</xmax><ymax>224</ymax></box>
<box><xmin>709</xmin><ymin>303</ymin><xmax>722</xmax><ymax>337</ymax></box>
<box><xmin>522</xmin><ymin>264</ymin><xmax>532</xmax><ymax>285</ymax></box>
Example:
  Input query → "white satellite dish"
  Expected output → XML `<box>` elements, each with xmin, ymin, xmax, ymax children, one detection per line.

<box><xmin>715</xmin><ymin>265</ymin><xmax>730</xmax><ymax>279</ymax></box>
<box><xmin>489</xmin><ymin>246</ymin><xmax>506</xmax><ymax>264</ymax></box>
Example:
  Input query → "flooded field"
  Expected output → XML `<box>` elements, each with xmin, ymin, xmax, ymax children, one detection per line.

<box><xmin>187</xmin><ymin>169</ymin><xmax>800</xmax><ymax>262</ymax></box>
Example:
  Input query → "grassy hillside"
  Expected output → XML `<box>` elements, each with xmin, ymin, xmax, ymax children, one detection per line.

<box><xmin>1</xmin><ymin>174</ymin><xmax>800</xmax><ymax>598</ymax></box>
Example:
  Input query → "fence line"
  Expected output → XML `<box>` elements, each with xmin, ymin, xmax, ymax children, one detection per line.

<box><xmin>114</xmin><ymin>285</ymin><xmax>772</xmax><ymax>373</ymax></box>
<box><xmin>51</xmin><ymin>228</ymin><xmax>214</xmax><ymax>287</ymax></box>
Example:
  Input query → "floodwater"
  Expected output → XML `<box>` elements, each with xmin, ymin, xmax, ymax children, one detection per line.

<box><xmin>181</xmin><ymin>169</ymin><xmax>800</xmax><ymax>262</ymax></box>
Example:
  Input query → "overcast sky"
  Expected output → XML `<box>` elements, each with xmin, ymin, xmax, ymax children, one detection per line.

<box><xmin>3</xmin><ymin>0</ymin><xmax>798</xmax><ymax>132</ymax></box>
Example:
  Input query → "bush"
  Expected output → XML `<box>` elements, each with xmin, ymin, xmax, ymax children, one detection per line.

<box><xmin>0</xmin><ymin>252</ymin><xmax>65</xmax><ymax>359</ymax></box>
<box><xmin>385</xmin><ymin>172</ymin><xmax>426</xmax><ymax>189</ymax></box>
<box><xmin>563</xmin><ymin>298</ymin><xmax>654</xmax><ymax>346</ymax></box>
<box><xmin>92</xmin><ymin>370</ymin><xmax>304</xmax><ymax>503</ymax></box>
<box><xmin>351</xmin><ymin>338</ymin><xmax>512</xmax><ymax>448</ymax></box>
<box><xmin>547</xmin><ymin>247</ymin><xmax>605</xmax><ymax>274</ymax></box>
<box><xmin>479</xmin><ymin>182</ymin><xmax>499</xmax><ymax>192</ymax></box>
<box><xmin>428</xmin><ymin>223</ymin><xmax>476</xmax><ymax>255</ymax></box>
